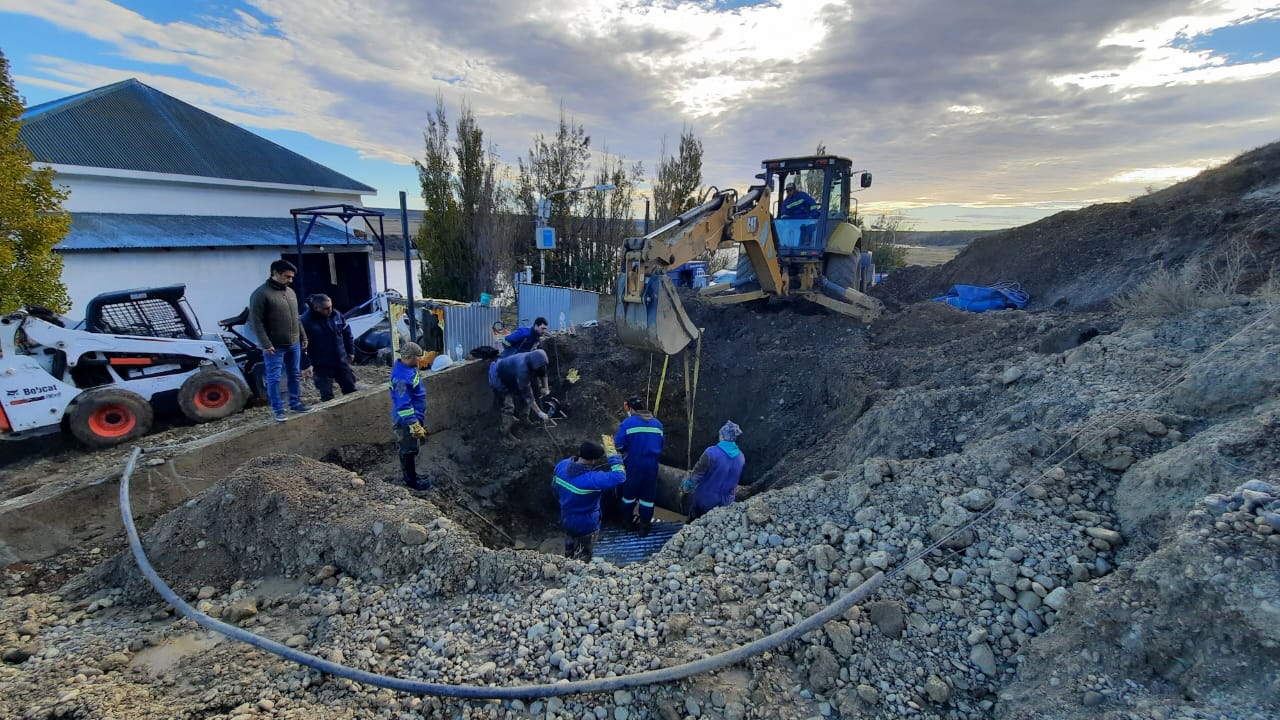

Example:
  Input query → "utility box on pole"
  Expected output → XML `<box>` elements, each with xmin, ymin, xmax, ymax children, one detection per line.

<box><xmin>536</xmin><ymin>226</ymin><xmax>556</xmax><ymax>250</ymax></box>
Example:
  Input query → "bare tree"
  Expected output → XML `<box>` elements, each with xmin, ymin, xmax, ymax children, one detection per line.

<box><xmin>515</xmin><ymin>106</ymin><xmax>593</xmax><ymax>286</ymax></box>
<box><xmin>651</xmin><ymin>125</ymin><xmax>703</xmax><ymax>224</ymax></box>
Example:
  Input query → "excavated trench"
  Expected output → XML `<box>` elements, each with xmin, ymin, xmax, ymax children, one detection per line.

<box><xmin>313</xmin><ymin>298</ymin><xmax>882</xmax><ymax>555</ymax></box>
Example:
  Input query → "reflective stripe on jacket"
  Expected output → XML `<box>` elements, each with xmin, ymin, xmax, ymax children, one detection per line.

<box><xmin>553</xmin><ymin>455</ymin><xmax>625</xmax><ymax>537</ymax></box>
<box><xmin>389</xmin><ymin>361</ymin><xmax>426</xmax><ymax>426</ymax></box>
<box><xmin>614</xmin><ymin>413</ymin><xmax>664</xmax><ymax>472</ymax></box>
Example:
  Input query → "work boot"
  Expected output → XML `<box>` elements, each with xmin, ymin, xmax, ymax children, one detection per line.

<box><xmin>636</xmin><ymin>518</ymin><xmax>652</xmax><ymax>537</ymax></box>
<box><xmin>400</xmin><ymin>456</ymin><xmax>432</xmax><ymax>491</ymax></box>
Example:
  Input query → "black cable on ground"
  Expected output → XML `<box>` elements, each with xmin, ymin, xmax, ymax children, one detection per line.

<box><xmin>120</xmin><ymin>445</ymin><xmax>885</xmax><ymax>699</ymax></box>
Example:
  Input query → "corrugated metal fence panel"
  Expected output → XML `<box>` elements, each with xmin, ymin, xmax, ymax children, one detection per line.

<box><xmin>518</xmin><ymin>284</ymin><xmax>600</xmax><ymax>329</ymax></box>
<box><xmin>567</xmin><ymin>288</ymin><xmax>599</xmax><ymax>326</ymax></box>
<box><xmin>517</xmin><ymin>283</ymin><xmax>567</xmax><ymax>328</ymax></box>
<box><xmin>442</xmin><ymin>304</ymin><xmax>502</xmax><ymax>355</ymax></box>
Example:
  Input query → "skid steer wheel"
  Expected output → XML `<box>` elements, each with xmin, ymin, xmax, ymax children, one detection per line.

<box><xmin>178</xmin><ymin>369</ymin><xmax>250</xmax><ymax>422</ymax></box>
<box><xmin>68</xmin><ymin>388</ymin><xmax>154</xmax><ymax>448</ymax></box>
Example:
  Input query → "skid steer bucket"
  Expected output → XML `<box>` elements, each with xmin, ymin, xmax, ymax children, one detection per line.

<box><xmin>615</xmin><ymin>274</ymin><xmax>701</xmax><ymax>355</ymax></box>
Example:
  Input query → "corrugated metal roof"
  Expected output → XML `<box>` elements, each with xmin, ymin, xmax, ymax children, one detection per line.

<box><xmin>59</xmin><ymin>213</ymin><xmax>369</xmax><ymax>251</ymax></box>
<box><xmin>20</xmin><ymin>79</ymin><xmax>375</xmax><ymax>192</ymax></box>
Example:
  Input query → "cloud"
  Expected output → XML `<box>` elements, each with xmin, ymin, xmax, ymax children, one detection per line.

<box><xmin>5</xmin><ymin>0</ymin><xmax>1279</xmax><ymax>229</ymax></box>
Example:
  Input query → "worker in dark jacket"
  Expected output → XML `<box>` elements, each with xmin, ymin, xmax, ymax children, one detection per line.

<box><xmin>300</xmin><ymin>293</ymin><xmax>357</xmax><ymax>402</ymax></box>
<box><xmin>683</xmin><ymin>421</ymin><xmax>746</xmax><ymax>520</ymax></box>
<box><xmin>780</xmin><ymin>181</ymin><xmax>818</xmax><ymax>219</ymax></box>
<box><xmin>614</xmin><ymin>396</ymin><xmax>665</xmax><ymax>535</ymax></box>
<box><xmin>248</xmin><ymin>259</ymin><xmax>310</xmax><ymax>422</ymax></box>
<box><xmin>488</xmin><ymin>349</ymin><xmax>550</xmax><ymax>428</ymax></box>
<box><xmin>553</xmin><ymin>441</ymin><xmax>626</xmax><ymax>560</ymax></box>
<box><xmin>389</xmin><ymin>342</ymin><xmax>430</xmax><ymax>491</ymax></box>
<box><xmin>500</xmin><ymin>317</ymin><xmax>548</xmax><ymax>357</ymax></box>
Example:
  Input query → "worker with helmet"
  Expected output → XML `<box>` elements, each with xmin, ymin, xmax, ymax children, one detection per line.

<box><xmin>614</xmin><ymin>396</ymin><xmax>665</xmax><ymax>535</ymax></box>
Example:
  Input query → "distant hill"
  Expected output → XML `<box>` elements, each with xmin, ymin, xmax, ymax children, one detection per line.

<box><xmin>897</xmin><ymin>230</ymin><xmax>992</xmax><ymax>247</ymax></box>
<box><xmin>875</xmin><ymin>141</ymin><xmax>1280</xmax><ymax>311</ymax></box>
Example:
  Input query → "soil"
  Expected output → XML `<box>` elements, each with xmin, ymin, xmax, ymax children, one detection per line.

<box><xmin>2</xmin><ymin>141</ymin><xmax>1280</xmax><ymax>719</ymax></box>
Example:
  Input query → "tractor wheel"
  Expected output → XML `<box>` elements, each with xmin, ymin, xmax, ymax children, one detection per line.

<box><xmin>824</xmin><ymin>251</ymin><xmax>861</xmax><ymax>292</ymax></box>
<box><xmin>68</xmin><ymin>388</ymin><xmax>154</xmax><ymax>448</ymax></box>
<box><xmin>178</xmin><ymin>369</ymin><xmax>250</xmax><ymax>422</ymax></box>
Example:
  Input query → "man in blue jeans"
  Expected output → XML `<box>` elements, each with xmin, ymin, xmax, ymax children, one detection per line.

<box><xmin>248</xmin><ymin>259</ymin><xmax>312</xmax><ymax>422</ymax></box>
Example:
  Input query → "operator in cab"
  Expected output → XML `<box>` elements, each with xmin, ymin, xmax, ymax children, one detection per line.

<box><xmin>780</xmin><ymin>181</ymin><xmax>818</xmax><ymax>219</ymax></box>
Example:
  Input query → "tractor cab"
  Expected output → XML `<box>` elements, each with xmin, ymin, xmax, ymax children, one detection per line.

<box><xmin>761</xmin><ymin>156</ymin><xmax>872</xmax><ymax>260</ymax></box>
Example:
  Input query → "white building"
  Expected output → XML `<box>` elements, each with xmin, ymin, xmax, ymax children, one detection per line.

<box><xmin>19</xmin><ymin>79</ymin><xmax>389</xmax><ymax>330</ymax></box>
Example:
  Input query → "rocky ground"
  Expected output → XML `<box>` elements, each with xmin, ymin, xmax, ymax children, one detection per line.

<box><xmin>2</xmin><ymin>143</ymin><xmax>1279</xmax><ymax>719</ymax></box>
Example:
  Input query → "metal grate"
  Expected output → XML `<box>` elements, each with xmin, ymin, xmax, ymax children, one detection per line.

<box><xmin>96</xmin><ymin>299</ymin><xmax>190</xmax><ymax>338</ymax></box>
<box><xmin>594</xmin><ymin>521</ymin><xmax>683</xmax><ymax>565</ymax></box>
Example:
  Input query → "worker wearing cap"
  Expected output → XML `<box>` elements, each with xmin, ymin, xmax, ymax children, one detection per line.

<box><xmin>553</xmin><ymin>441</ymin><xmax>626</xmax><ymax>560</ymax></box>
<box><xmin>683</xmin><ymin>421</ymin><xmax>746</xmax><ymax>520</ymax></box>
<box><xmin>390</xmin><ymin>341</ymin><xmax>430</xmax><ymax>491</ymax></box>
<box><xmin>614</xmin><ymin>396</ymin><xmax>665</xmax><ymax>536</ymax></box>
<box><xmin>780</xmin><ymin>181</ymin><xmax>818</xmax><ymax>219</ymax></box>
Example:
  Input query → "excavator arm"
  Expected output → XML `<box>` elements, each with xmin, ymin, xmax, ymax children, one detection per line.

<box><xmin>616</xmin><ymin>185</ymin><xmax>781</xmax><ymax>355</ymax></box>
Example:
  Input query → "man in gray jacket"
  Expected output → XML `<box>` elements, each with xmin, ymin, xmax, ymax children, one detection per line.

<box><xmin>249</xmin><ymin>260</ymin><xmax>311</xmax><ymax>422</ymax></box>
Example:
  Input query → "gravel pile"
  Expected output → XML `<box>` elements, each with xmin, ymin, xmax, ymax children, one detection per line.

<box><xmin>2</xmin><ymin>299</ymin><xmax>1277</xmax><ymax>719</ymax></box>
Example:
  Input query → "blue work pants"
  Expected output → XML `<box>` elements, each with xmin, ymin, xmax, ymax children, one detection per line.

<box><xmin>263</xmin><ymin>341</ymin><xmax>303</xmax><ymax>413</ymax></box>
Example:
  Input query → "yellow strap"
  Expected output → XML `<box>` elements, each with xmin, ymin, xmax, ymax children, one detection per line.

<box><xmin>653</xmin><ymin>353</ymin><xmax>670</xmax><ymax>417</ymax></box>
<box><xmin>685</xmin><ymin>334</ymin><xmax>702</xmax><ymax>470</ymax></box>
<box><xmin>645</xmin><ymin>353</ymin><xmax>654</xmax><ymax>408</ymax></box>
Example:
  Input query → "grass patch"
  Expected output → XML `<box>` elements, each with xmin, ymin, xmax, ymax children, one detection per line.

<box><xmin>1115</xmin><ymin>239</ymin><xmax>1262</xmax><ymax>319</ymax></box>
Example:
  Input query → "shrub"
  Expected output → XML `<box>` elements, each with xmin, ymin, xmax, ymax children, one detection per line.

<box><xmin>1113</xmin><ymin>262</ymin><xmax>1229</xmax><ymax>318</ymax></box>
<box><xmin>873</xmin><ymin>242</ymin><xmax>910</xmax><ymax>270</ymax></box>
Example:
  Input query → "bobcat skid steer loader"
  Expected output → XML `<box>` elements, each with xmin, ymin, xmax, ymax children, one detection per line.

<box><xmin>0</xmin><ymin>285</ymin><xmax>251</xmax><ymax>448</ymax></box>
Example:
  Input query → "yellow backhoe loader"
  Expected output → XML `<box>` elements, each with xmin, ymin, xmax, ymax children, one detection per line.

<box><xmin>616</xmin><ymin>155</ymin><xmax>883</xmax><ymax>354</ymax></box>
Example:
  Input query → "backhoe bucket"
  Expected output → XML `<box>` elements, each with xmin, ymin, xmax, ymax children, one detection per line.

<box><xmin>615</xmin><ymin>274</ymin><xmax>701</xmax><ymax>355</ymax></box>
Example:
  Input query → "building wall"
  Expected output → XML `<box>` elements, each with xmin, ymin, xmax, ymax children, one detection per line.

<box><xmin>62</xmin><ymin>248</ymin><xmax>321</xmax><ymax>333</ymax></box>
<box><xmin>55</xmin><ymin>171</ymin><xmax>362</xmax><ymax>217</ymax></box>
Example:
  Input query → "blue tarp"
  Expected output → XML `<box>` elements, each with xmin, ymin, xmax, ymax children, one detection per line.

<box><xmin>932</xmin><ymin>283</ymin><xmax>1029</xmax><ymax>312</ymax></box>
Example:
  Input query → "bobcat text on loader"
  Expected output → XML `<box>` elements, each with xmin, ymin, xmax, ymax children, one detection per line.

<box><xmin>617</xmin><ymin>154</ymin><xmax>881</xmax><ymax>355</ymax></box>
<box><xmin>0</xmin><ymin>285</ymin><xmax>252</xmax><ymax>448</ymax></box>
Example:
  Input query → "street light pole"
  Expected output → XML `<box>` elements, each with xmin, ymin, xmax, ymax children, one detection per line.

<box><xmin>537</xmin><ymin>183</ymin><xmax>616</xmax><ymax>285</ymax></box>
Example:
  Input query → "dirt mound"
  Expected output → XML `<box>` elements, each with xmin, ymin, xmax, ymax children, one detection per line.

<box><xmin>78</xmin><ymin>454</ymin><xmax>544</xmax><ymax>602</ymax></box>
<box><xmin>876</xmin><ymin>141</ymin><xmax>1280</xmax><ymax>310</ymax></box>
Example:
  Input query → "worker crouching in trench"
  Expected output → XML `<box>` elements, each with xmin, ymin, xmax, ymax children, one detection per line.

<box><xmin>488</xmin><ymin>349</ymin><xmax>550</xmax><ymax>437</ymax></box>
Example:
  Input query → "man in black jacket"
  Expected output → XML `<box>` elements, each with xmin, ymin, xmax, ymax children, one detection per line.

<box><xmin>300</xmin><ymin>293</ymin><xmax>357</xmax><ymax>402</ymax></box>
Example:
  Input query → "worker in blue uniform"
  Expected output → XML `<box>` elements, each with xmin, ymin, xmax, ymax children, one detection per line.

<box><xmin>500</xmin><ymin>317</ymin><xmax>548</xmax><ymax>357</ymax></box>
<box><xmin>683</xmin><ymin>421</ymin><xmax>746</xmax><ymax>520</ymax></box>
<box><xmin>780</xmin><ymin>181</ymin><xmax>818</xmax><ymax>219</ymax></box>
<box><xmin>488</xmin><ymin>349</ymin><xmax>551</xmax><ymax>434</ymax></box>
<box><xmin>389</xmin><ymin>341</ymin><xmax>430</xmax><ymax>491</ymax></box>
<box><xmin>553</xmin><ymin>441</ymin><xmax>626</xmax><ymax>560</ymax></box>
<box><xmin>614</xmin><ymin>396</ymin><xmax>665</xmax><ymax>535</ymax></box>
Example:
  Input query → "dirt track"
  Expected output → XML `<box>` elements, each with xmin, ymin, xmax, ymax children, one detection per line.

<box><xmin>2</xmin><ymin>143</ymin><xmax>1279</xmax><ymax>719</ymax></box>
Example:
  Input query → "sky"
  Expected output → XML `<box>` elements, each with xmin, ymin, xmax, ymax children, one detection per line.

<box><xmin>2</xmin><ymin>0</ymin><xmax>1279</xmax><ymax>231</ymax></box>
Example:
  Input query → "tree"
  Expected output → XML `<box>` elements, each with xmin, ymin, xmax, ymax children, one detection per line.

<box><xmin>575</xmin><ymin>147</ymin><xmax>643</xmax><ymax>292</ymax></box>
<box><xmin>868</xmin><ymin>213</ymin><xmax>911</xmax><ymax>270</ymax></box>
<box><xmin>414</xmin><ymin>96</ymin><xmax>470</xmax><ymax>300</ymax></box>
<box><xmin>651</xmin><ymin>125</ymin><xmax>703</xmax><ymax>223</ymax></box>
<box><xmin>515</xmin><ymin>107</ymin><xmax>593</xmax><ymax>287</ymax></box>
<box><xmin>0</xmin><ymin>49</ymin><xmax>70</xmax><ymax>313</ymax></box>
<box><xmin>453</xmin><ymin>101</ymin><xmax>503</xmax><ymax>296</ymax></box>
